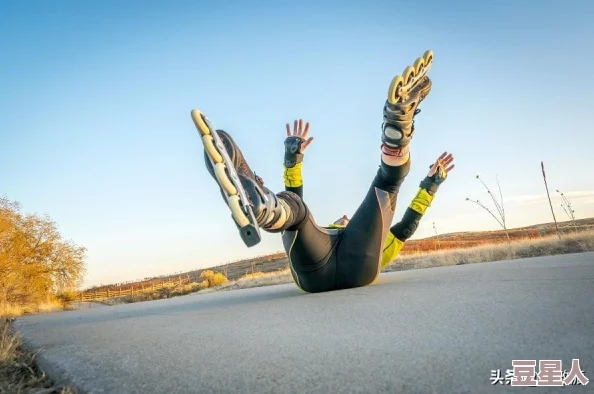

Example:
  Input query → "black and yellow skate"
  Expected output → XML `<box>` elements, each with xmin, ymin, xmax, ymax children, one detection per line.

<box><xmin>191</xmin><ymin>109</ymin><xmax>262</xmax><ymax>247</ymax></box>
<box><xmin>382</xmin><ymin>50</ymin><xmax>434</xmax><ymax>155</ymax></box>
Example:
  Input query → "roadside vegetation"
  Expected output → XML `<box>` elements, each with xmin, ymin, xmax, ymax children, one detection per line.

<box><xmin>97</xmin><ymin>270</ymin><xmax>228</xmax><ymax>305</ymax></box>
<box><xmin>0</xmin><ymin>196</ymin><xmax>85</xmax><ymax>318</ymax></box>
<box><xmin>1</xmin><ymin>317</ymin><xmax>75</xmax><ymax>394</ymax></box>
<box><xmin>1</xmin><ymin>195</ymin><xmax>84</xmax><ymax>393</ymax></box>
<box><xmin>214</xmin><ymin>229</ymin><xmax>594</xmax><ymax>291</ymax></box>
<box><xmin>384</xmin><ymin>229</ymin><xmax>594</xmax><ymax>272</ymax></box>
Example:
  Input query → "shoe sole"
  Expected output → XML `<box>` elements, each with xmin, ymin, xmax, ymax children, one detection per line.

<box><xmin>191</xmin><ymin>109</ymin><xmax>262</xmax><ymax>247</ymax></box>
<box><xmin>387</xmin><ymin>50</ymin><xmax>434</xmax><ymax>105</ymax></box>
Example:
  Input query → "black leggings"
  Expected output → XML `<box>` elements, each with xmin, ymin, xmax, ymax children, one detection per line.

<box><xmin>280</xmin><ymin>161</ymin><xmax>409</xmax><ymax>293</ymax></box>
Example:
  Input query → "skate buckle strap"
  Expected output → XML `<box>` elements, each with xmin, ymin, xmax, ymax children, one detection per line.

<box><xmin>284</xmin><ymin>136</ymin><xmax>304</xmax><ymax>168</ymax></box>
<box><xmin>381</xmin><ymin>143</ymin><xmax>406</xmax><ymax>157</ymax></box>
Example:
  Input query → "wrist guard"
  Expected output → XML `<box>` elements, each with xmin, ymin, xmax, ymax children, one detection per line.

<box><xmin>419</xmin><ymin>163</ymin><xmax>447</xmax><ymax>195</ymax></box>
<box><xmin>284</xmin><ymin>136</ymin><xmax>304</xmax><ymax>168</ymax></box>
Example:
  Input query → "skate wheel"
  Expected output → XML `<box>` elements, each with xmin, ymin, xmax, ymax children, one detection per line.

<box><xmin>402</xmin><ymin>66</ymin><xmax>416</xmax><ymax>84</ymax></box>
<box><xmin>423</xmin><ymin>50</ymin><xmax>434</xmax><ymax>65</ymax></box>
<box><xmin>387</xmin><ymin>75</ymin><xmax>404</xmax><ymax>104</ymax></box>
<box><xmin>191</xmin><ymin>109</ymin><xmax>211</xmax><ymax>136</ymax></box>
<box><xmin>214</xmin><ymin>162</ymin><xmax>238</xmax><ymax>196</ymax></box>
<box><xmin>228</xmin><ymin>195</ymin><xmax>250</xmax><ymax>228</ymax></box>
<box><xmin>202</xmin><ymin>135</ymin><xmax>223</xmax><ymax>164</ymax></box>
<box><xmin>413</xmin><ymin>57</ymin><xmax>425</xmax><ymax>75</ymax></box>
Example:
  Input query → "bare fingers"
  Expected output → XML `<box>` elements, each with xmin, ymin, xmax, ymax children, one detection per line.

<box><xmin>301</xmin><ymin>136</ymin><xmax>314</xmax><ymax>152</ymax></box>
<box><xmin>442</xmin><ymin>154</ymin><xmax>454</xmax><ymax>168</ymax></box>
<box><xmin>302</xmin><ymin>121</ymin><xmax>310</xmax><ymax>138</ymax></box>
<box><xmin>430</xmin><ymin>152</ymin><xmax>455</xmax><ymax>176</ymax></box>
<box><xmin>286</xmin><ymin>119</ymin><xmax>311</xmax><ymax>139</ymax></box>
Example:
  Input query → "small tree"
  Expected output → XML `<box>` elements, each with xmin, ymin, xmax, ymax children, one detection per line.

<box><xmin>557</xmin><ymin>189</ymin><xmax>578</xmax><ymax>232</ymax></box>
<box><xmin>0</xmin><ymin>195</ymin><xmax>86</xmax><ymax>309</ymax></box>
<box><xmin>466</xmin><ymin>175</ymin><xmax>513</xmax><ymax>256</ymax></box>
<box><xmin>557</xmin><ymin>189</ymin><xmax>576</xmax><ymax>221</ymax></box>
<box><xmin>541</xmin><ymin>162</ymin><xmax>561</xmax><ymax>239</ymax></box>
<box><xmin>432</xmin><ymin>222</ymin><xmax>441</xmax><ymax>250</ymax></box>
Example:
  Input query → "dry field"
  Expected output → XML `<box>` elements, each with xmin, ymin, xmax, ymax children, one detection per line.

<box><xmin>210</xmin><ymin>228</ymin><xmax>594</xmax><ymax>292</ymax></box>
<box><xmin>384</xmin><ymin>229</ymin><xmax>594</xmax><ymax>272</ymax></box>
<box><xmin>80</xmin><ymin>218</ymin><xmax>594</xmax><ymax>298</ymax></box>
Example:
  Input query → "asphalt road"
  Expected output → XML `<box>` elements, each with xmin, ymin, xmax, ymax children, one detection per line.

<box><xmin>15</xmin><ymin>253</ymin><xmax>594</xmax><ymax>394</ymax></box>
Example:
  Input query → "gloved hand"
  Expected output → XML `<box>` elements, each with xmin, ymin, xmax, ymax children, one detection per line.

<box><xmin>284</xmin><ymin>119</ymin><xmax>314</xmax><ymax>168</ymax></box>
<box><xmin>419</xmin><ymin>151</ymin><xmax>455</xmax><ymax>195</ymax></box>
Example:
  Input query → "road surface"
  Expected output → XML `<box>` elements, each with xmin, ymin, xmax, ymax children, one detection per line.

<box><xmin>15</xmin><ymin>253</ymin><xmax>594</xmax><ymax>393</ymax></box>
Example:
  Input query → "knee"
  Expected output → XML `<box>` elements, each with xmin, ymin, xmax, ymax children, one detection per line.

<box><xmin>347</xmin><ymin>269</ymin><xmax>380</xmax><ymax>289</ymax></box>
<box><xmin>373</xmin><ymin>160</ymin><xmax>411</xmax><ymax>194</ymax></box>
<box><xmin>277</xmin><ymin>191</ymin><xmax>308</xmax><ymax>230</ymax></box>
<box><xmin>340</xmin><ymin>259</ymin><xmax>381</xmax><ymax>289</ymax></box>
<box><xmin>380</xmin><ymin>159</ymin><xmax>411</xmax><ymax>180</ymax></box>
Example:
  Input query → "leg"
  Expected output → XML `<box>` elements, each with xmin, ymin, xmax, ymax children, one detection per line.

<box><xmin>192</xmin><ymin>112</ymin><xmax>340</xmax><ymax>292</ymax></box>
<box><xmin>279</xmin><ymin>192</ymin><xmax>340</xmax><ymax>293</ymax></box>
<box><xmin>335</xmin><ymin>161</ymin><xmax>410</xmax><ymax>288</ymax></box>
<box><xmin>335</xmin><ymin>50</ymin><xmax>434</xmax><ymax>289</ymax></box>
<box><xmin>192</xmin><ymin>109</ymin><xmax>306</xmax><ymax>246</ymax></box>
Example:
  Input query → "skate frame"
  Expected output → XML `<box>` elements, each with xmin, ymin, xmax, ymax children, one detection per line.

<box><xmin>191</xmin><ymin>110</ymin><xmax>262</xmax><ymax>247</ymax></box>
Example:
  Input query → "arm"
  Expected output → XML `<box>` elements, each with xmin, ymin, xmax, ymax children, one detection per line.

<box><xmin>284</xmin><ymin>163</ymin><xmax>304</xmax><ymax>198</ymax></box>
<box><xmin>283</xmin><ymin>119</ymin><xmax>313</xmax><ymax>199</ymax></box>
<box><xmin>381</xmin><ymin>152</ymin><xmax>455</xmax><ymax>269</ymax></box>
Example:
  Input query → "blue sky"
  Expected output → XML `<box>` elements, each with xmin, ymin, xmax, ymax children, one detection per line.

<box><xmin>1</xmin><ymin>0</ymin><xmax>593</xmax><ymax>287</ymax></box>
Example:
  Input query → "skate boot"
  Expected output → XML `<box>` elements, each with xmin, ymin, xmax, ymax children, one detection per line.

<box><xmin>382</xmin><ymin>50</ymin><xmax>434</xmax><ymax>157</ymax></box>
<box><xmin>191</xmin><ymin>109</ymin><xmax>288</xmax><ymax>247</ymax></box>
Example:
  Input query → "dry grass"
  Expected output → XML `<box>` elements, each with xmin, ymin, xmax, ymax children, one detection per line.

<box><xmin>99</xmin><ymin>281</ymin><xmax>211</xmax><ymax>306</ymax></box>
<box><xmin>207</xmin><ymin>269</ymin><xmax>293</xmax><ymax>292</ymax></box>
<box><xmin>1</xmin><ymin>318</ymin><xmax>75</xmax><ymax>394</ymax></box>
<box><xmin>0</xmin><ymin>303</ymin><xmax>25</xmax><ymax>319</ymax></box>
<box><xmin>203</xmin><ymin>231</ymin><xmax>594</xmax><ymax>292</ymax></box>
<box><xmin>0</xmin><ymin>300</ymin><xmax>66</xmax><ymax>319</ymax></box>
<box><xmin>398</xmin><ymin>217</ymin><xmax>594</xmax><ymax>255</ymax></box>
<box><xmin>384</xmin><ymin>230</ymin><xmax>594</xmax><ymax>272</ymax></box>
<box><xmin>199</xmin><ymin>270</ymin><xmax>228</xmax><ymax>287</ymax></box>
